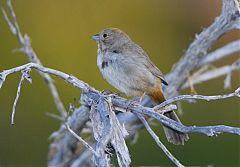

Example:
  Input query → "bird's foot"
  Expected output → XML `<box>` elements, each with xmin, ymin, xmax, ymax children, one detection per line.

<box><xmin>126</xmin><ymin>98</ymin><xmax>141</xmax><ymax>111</ymax></box>
<box><xmin>101</xmin><ymin>89</ymin><xmax>121</xmax><ymax>97</ymax></box>
<box><xmin>139</xmin><ymin>92</ymin><xmax>146</xmax><ymax>103</ymax></box>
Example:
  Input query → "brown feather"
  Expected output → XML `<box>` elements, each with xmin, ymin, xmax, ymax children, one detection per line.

<box><xmin>150</xmin><ymin>79</ymin><xmax>189</xmax><ymax>145</ymax></box>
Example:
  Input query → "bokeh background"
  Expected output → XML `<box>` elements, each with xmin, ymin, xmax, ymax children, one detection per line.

<box><xmin>0</xmin><ymin>0</ymin><xmax>239</xmax><ymax>166</ymax></box>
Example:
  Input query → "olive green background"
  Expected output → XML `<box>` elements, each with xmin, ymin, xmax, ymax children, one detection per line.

<box><xmin>0</xmin><ymin>0</ymin><xmax>239</xmax><ymax>166</ymax></box>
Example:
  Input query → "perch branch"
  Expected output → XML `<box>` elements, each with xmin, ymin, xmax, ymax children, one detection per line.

<box><xmin>1</xmin><ymin>0</ymin><xmax>67</xmax><ymax>118</ymax></box>
<box><xmin>1</xmin><ymin>62</ymin><xmax>239</xmax><ymax>166</ymax></box>
<box><xmin>1</xmin><ymin>63</ymin><xmax>239</xmax><ymax>136</ymax></box>
<box><xmin>0</xmin><ymin>63</ymin><xmax>94</xmax><ymax>92</ymax></box>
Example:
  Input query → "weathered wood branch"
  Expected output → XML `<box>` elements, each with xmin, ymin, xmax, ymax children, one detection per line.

<box><xmin>136</xmin><ymin>113</ymin><xmax>184</xmax><ymax>167</ymax></box>
<box><xmin>182</xmin><ymin>59</ymin><xmax>240</xmax><ymax>89</ymax></box>
<box><xmin>0</xmin><ymin>0</ymin><xmax>67</xmax><ymax>118</ymax></box>
<box><xmin>65</xmin><ymin>123</ymin><xmax>97</xmax><ymax>156</ymax></box>
<box><xmin>165</xmin><ymin>0</ymin><xmax>240</xmax><ymax>96</ymax></box>
<box><xmin>0</xmin><ymin>62</ymin><xmax>239</xmax><ymax>166</ymax></box>
<box><xmin>198</xmin><ymin>40</ymin><xmax>240</xmax><ymax>67</ymax></box>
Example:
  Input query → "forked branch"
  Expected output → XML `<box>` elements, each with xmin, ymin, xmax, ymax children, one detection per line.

<box><xmin>1</xmin><ymin>0</ymin><xmax>67</xmax><ymax>118</ymax></box>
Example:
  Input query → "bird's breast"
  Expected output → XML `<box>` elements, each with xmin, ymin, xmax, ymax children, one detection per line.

<box><xmin>97</xmin><ymin>52</ymin><xmax>136</xmax><ymax>95</ymax></box>
<box><xmin>97</xmin><ymin>51</ymin><xmax>156</xmax><ymax>96</ymax></box>
<box><xmin>97</xmin><ymin>52</ymin><xmax>123</xmax><ymax>88</ymax></box>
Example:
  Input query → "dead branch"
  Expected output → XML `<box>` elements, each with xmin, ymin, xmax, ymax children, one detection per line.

<box><xmin>0</xmin><ymin>62</ymin><xmax>239</xmax><ymax>166</ymax></box>
<box><xmin>182</xmin><ymin>59</ymin><xmax>240</xmax><ymax>89</ymax></box>
<box><xmin>11</xmin><ymin>69</ymin><xmax>32</xmax><ymax>124</ymax></box>
<box><xmin>165</xmin><ymin>0</ymin><xmax>240</xmax><ymax>96</ymax></box>
<box><xmin>136</xmin><ymin>113</ymin><xmax>184</xmax><ymax>167</ymax></box>
<box><xmin>65</xmin><ymin>123</ymin><xmax>97</xmax><ymax>156</ymax></box>
<box><xmin>154</xmin><ymin>87</ymin><xmax>240</xmax><ymax>109</ymax></box>
<box><xmin>198</xmin><ymin>40</ymin><xmax>240</xmax><ymax>67</ymax></box>
<box><xmin>0</xmin><ymin>0</ymin><xmax>67</xmax><ymax>118</ymax></box>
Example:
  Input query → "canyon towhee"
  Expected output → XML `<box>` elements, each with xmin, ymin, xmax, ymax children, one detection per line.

<box><xmin>92</xmin><ymin>28</ymin><xmax>189</xmax><ymax>145</ymax></box>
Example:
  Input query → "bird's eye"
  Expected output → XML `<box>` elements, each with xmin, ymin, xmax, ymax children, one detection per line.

<box><xmin>103</xmin><ymin>33</ymin><xmax>108</xmax><ymax>38</ymax></box>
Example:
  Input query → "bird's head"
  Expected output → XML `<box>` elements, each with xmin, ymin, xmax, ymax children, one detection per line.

<box><xmin>92</xmin><ymin>28</ymin><xmax>131</xmax><ymax>51</ymax></box>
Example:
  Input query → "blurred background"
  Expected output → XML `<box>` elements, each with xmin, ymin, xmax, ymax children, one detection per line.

<box><xmin>0</xmin><ymin>0</ymin><xmax>239</xmax><ymax>166</ymax></box>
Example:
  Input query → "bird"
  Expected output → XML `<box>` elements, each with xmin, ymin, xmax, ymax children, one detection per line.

<box><xmin>92</xmin><ymin>27</ymin><xmax>189</xmax><ymax>145</ymax></box>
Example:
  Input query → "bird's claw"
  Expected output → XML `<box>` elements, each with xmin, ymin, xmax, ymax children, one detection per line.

<box><xmin>101</xmin><ymin>90</ymin><xmax>121</xmax><ymax>97</ymax></box>
<box><xmin>126</xmin><ymin>98</ymin><xmax>140</xmax><ymax>111</ymax></box>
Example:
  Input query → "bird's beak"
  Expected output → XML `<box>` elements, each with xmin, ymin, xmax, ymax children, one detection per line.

<box><xmin>91</xmin><ymin>33</ymin><xmax>100</xmax><ymax>41</ymax></box>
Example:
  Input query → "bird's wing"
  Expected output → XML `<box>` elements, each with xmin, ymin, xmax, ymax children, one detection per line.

<box><xmin>146</xmin><ymin>57</ymin><xmax>168</xmax><ymax>86</ymax></box>
<box><xmin>130</xmin><ymin>43</ymin><xmax>168</xmax><ymax>86</ymax></box>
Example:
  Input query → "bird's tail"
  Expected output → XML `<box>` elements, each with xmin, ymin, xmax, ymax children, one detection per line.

<box><xmin>151</xmin><ymin>89</ymin><xmax>189</xmax><ymax>145</ymax></box>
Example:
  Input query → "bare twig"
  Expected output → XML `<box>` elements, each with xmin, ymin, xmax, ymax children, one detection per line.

<box><xmin>134</xmin><ymin>106</ymin><xmax>240</xmax><ymax>136</ymax></box>
<box><xmin>136</xmin><ymin>113</ymin><xmax>184</xmax><ymax>167</ymax></box>
<box><xmin>133</xmin><ymin>109</ymin><xmax>240</xmax><ymax>137</ymax></box>
<box><xmin>65</xmin><ymin>123</ymin><xmax>97</xmax><ymax>156</ymax></box>
<box><xmin>45</xmin><ymin>112</ymin><xmax>64</xmax><ymax>122</ymax></box>
<box><xmin>154</xmin><ymin>87</ymin><xmax>240</xmax><ymax>110</ymax></box>
<box><xmin>0</xmin><ymin>63</ymin><xmax>94</xmax><ymax>93</ymax></box>
<box><xmin>48</xmin><ymin>105</ymin><xmax>90</xmax><ymax>166</ymax></box>
<box><xmin>11</xmin><ymin>69</ymin><xmax>32</xmax><ymax>124</ymax></box>
<box><xmin>224</xmin><ymin>72</ymin><xmax>232</xmax><ymax>89</ymax></box>
<box><xmin>198</xmin><ymin>40</ymin><xmax>240</xmax><ymax>67</ymax></box>
<box><xmin>1</xmin><ymin>0</ymin><xmax>67</xmax><ymax>118</ymax></box>
<box><xmin>182</xmin><ymin>60</ymin><xmax>240</xmax><ymax>89</ymax></box>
